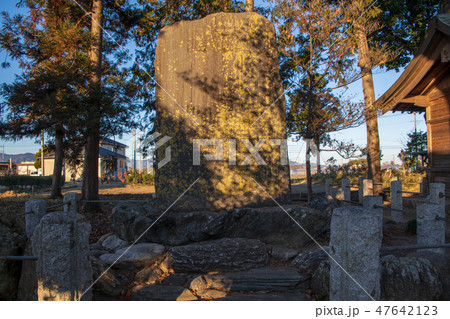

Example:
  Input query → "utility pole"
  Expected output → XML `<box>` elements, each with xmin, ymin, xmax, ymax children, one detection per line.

<box><xmin>132</xmin><ymin>130</ymin><xmax>136</xmax><ymax>171</ymax></box>
<box><xmin>41</xmin><ymin>130</ymin><xmax>45</xmax><ymax>176</ymax></box>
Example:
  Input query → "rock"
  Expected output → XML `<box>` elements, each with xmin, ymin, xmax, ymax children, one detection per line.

<box><xmin>311</xmin><ymin>255</ymin><xmax>444</xmax><ymax>301</ymax></box>
<box><xmin>159</xmin><ymin>274</ymin><xmax>188</xmax><ymax>287</ymax></box>
<box><xmin>131</xmin><ymin>285</ymin><xmax>197</xmax><ymax>301</ymax></box>
<box><xmin>90</xmin><ymin>248</ymin><xmax>109</xmax><ymax>258</ymax></box>
<box><xmin>135</xmin><ymin>267</ymin><xmax>163</xmax><ymax>284</ymax></box>
<box><xmin>307</xmin><ymin>194</ymin><xmax>337</xmax><ymax>212</ymax></box>
<box><xmin>381</xmin><ymin>255</ymin><xmax>443</xmax><ymax>301</ymax></box>
<box><xmin>222</xmin><ymin>292</ymin><xmax>310</xmax><ymax>301</ymax></box>
<box><xmin>407</xmin><ymin>251</ymin><xmax>450</xmax><ymax>301</ymax></box>
<box><xmin>141</xmin><ymin>211</ymin><xmax>230</xmax><ymax>246</ymax></box>
<box><xmin>269</xmin><ymin>246</ymin><xmax>298</xmax><ymax>262</ymax></box>
<box><xmin>91</xmin><ymin>257</ymin><xmax>128</xmax><ymax>298</ymax></box>
<box><xmin>291</xmin><ymin>248</ymin><xmax>328</xmax><ymax>274</ymax></box>
<box><xmin>99</xmin><ymin>233</ymin><xmax>129</xmax><ymax>252</ymax></box>
<box><xmin>311</xmin><ymin>260</ymin><xmax>329</xmax><ymax>300</ymax></box>
<box><xmin>191</xmin><ymin>267</ymin><xmax>307</xmax><ymax>293</ymax></box>
<box><xmin>100</xmin><ymin>243</ymin><xmax>165</xmax><ymax>270</ymax></box>
<box><xmin>162</xmin><ymin>238</ymin><xmax>268</xmax><ymax>273</ymax></box>
<box><xmin>0</xmin><ymin>224</ymin><xmax>26</xmax><ymax>300</ymax></box>
<box><xmin>225</xmin><ymin>206</ymin><xmax>330</xmax><ymax>248</ymax></box>
<box><xmin>111</xmin><ymin>205</ymin><xmax>329</xmax><ymax>248</ymax></box>
<box><xmin>189</xmin><ymin>276</ymin><xmax>208</xmax><ymax>291</ymax></box>
<box><xmin>196</xmin><ymin>289</ymin><xmax>228</xmax><ymax>300</ymax></box>
<box><xmin>111</xmin><ymin>203</ymin><xmax>155</xmax><ymax>241</ymax></box>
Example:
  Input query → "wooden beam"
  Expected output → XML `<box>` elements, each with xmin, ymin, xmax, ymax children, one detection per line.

<box><xmin>400</xmin><ymin>95</ymin><xmax>429</xmax><ymax>107</ymax></box>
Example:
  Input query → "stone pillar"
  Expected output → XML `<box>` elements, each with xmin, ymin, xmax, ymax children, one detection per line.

<box><xmin>341</xmin><ymin>179</ymin><xmax>351</xmax><ymax>203</ymax></box>
<box><xmin>429</xmin><ymin>183</ymin><xmax>445</xmax><ymax>205</ymax></box>
<box><xmin>31</xmin><ymin>211</ymin><xmax>92</xmax><ymax>301</ymax></box>
<box><xmin>390</xmin><ymin>181</ymin><xmax>403</xmax><ymax>222</ymax></box>
<box><xmin>417</xmin><ymin>203</ymin><xmax>445</xmax><ymax>254</ymax></box>
<box><xmin>362</xmin><ymin>195</ymin><xmax>383</xmax><ymax>236</ymax></box>
<box><xmin>419</xmin><ymin>176</ymin><xmax>428</xmax><ymax>195</ymax></box>
<box><xmin>358</xmin><ymin>177</ymin><xmax>364</xmax><ymax>203</ymax></box>
<box><xmin>363</xmin><ymin>179</ymin><xmax>373</xmax><ymax>197</ymax></box>
<box><xmin>25</xmin><ymin>199</ymin><xmax>46</xmax><ymax>238</ymax></box>
<box><xmin>154</xmin><ymin>12</ymin><xmax>290</xmax><ymax>211</ymax></box>
<box><xmin>64</xmin><ymin>192</ymin><xmax>80</xmax><ymax>213</ymax></box>
<box><xmin>330</xmin><ymin>207</ymin><xmax>382</xmax><ymax>301</ymax></box>
<box><xmin>325</xmin><ymin>178</ymin><xmax>332</xmax><ymax>196</ymax></box>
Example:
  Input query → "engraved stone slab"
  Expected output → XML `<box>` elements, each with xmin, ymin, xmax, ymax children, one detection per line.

<box><xmin>154</xmin><ymin>12</ymin><xmax>290</xmax><ymax>211</ymax></box>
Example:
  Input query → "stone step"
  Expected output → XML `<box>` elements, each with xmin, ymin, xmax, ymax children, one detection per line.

<box><xmin>161</xmin><ymin>238</ymin><xmax>268</xmax><ymax>273</ymax></box>
<box><xmin>190</xmin><ymin>267</ymin><xmax>308</xmax><ymax>293</ymax></box>
<box><xmin>131</xmin><ymin>285</ymin><xmax>198</xmax><ymax>301</ymax></box>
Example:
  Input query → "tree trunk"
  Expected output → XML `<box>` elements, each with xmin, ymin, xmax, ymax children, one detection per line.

<box><xmin>82</xmin><ymin>0</ymin><xmax>103</xmax><ymax>212</ymax></box>
<box><xmin>305</xmin><ymin>138</ymin><xmax>313</xmax><ymax>202</ymax></box>
<box><xmin>355</xmin><ymin>25</ymin><xmax>383</xmax><ymax>196</ymax></box>
<box><xmin>315</xmin><ymin>136</ymin><xmax>321</xmax><ymax>174</ymax></box>
<box><xmin>245</xmin><ymin>0</ymin><xmax>254</xmax><ymax>12</ymax></box>
<box><xmin>50</xmin><ymin>128</ymin><xmax>64</xmax><ymax>199</ymax></box>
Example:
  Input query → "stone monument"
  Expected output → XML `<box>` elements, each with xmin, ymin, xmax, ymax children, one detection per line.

<box><xmin>154</xmin><ymin>12</ymin><xmax>290</xmax><ymax>211</ymax></box>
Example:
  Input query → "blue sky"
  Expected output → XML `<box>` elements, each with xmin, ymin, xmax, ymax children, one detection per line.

<box><xmin>0</xmin><ymin>1</ymin><xmax>427</xmax><ymax>165</ymax></box>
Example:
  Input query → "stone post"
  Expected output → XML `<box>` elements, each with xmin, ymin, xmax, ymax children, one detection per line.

<box><xmin>419</xmin><ymin>176</ymin><xmax>428</xmax><ymax>195</ymax></box>
<box><xmin>325</xmin><ymin>178</ymin><xmax>332</xmax><ymax>197</ymax></box>
<box><xmin>390</xmin><ymin>181</ymin><xmax>403</xmax><ymax>222</ymax></box>
<box><xmin>31</xmin><ymin>211</ymin><xmax>92</xmax><ymax>301</ymax></box>
<box><xmin>64</xmin><ymin>192</ymin><xmax>80</xmax><ymax>213</ymax></box>
<box><xmin>341</xmin><ymin>179</ymin><xmax>351</xmax><ymax>203</ymax></box>
<box><xmin>362</xmin><ymin>195</ymin><xmax>383</xmax><ymax>236</ymax></box>
<box><xmin>25</xmin><ymin>199</ymin><xmax>46</xmax><ymax>238</ymax></box>
<box><xmin>330</xmin><ymin>207</ymin><xmax>382</xmax><ymax>301</ymax></box>
<box><xmin>358</xmin><ymin>177</ymin><xmax>364</xmax><ymax>203</ymax></box>
<box><xmin>417</xmin><ymin>203</ymin><xmax>445</xmax><ymax>254</ymax></box>
<box><xmin>363</xmin><ymin>179</ymin><xmax>373</xmax><ymax>197</ymax></box>
<box><xmin>429</xmin><ymin>183</ymin><xmax>445</xmax><ymax>205</ymax></box>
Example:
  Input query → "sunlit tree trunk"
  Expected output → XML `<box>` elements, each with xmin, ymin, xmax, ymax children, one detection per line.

<box><xmin>50</xmin><ymin>127</ymin><xmax>64</xmax><ymax>199</ymax></box>
<box><xmin>82</xmin><ymin>0</ymin><xmax>103</xmax><ymax>212</ymax></box>
<box><xmin>245</xmin><ymin>0</ymin><xmax>254</xmax><ymax>12</ymax></box>
<box><xmin>305</xmin><ymin>138</ymin><xmax>313</xmax><ymax>202</ymax></box>
<box><xmin>314</xmin><ymin>136</ymin><xmax>321</xmax><ymax>174</ymax></box>
<box><xmin>355</xmin><ymin>23</ymin><xmax>382</xmax><ymax>196</ymax></box>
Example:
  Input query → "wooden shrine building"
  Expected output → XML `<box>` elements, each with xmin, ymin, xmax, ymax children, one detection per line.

<box><xmin>375</xmin><ymin>12</ymin><xmax>450</xmax><ymax>199</ymax></box>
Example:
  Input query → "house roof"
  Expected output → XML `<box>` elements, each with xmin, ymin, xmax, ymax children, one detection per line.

<box><xmin>99</xmin><ymin>147</ymin><xmax>127</xmax><ymax>159</ymax></box>
<box><xmin>100</xmin><ymin>136</ymin><xmax>128</xmax><ymax>148</ymax></box>
<box><xmin>375</xmin><ymin>14</ymin><xmax>450</xmax><ymax>114</ymax></box>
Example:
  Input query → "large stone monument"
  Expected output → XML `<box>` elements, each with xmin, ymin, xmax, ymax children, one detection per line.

<box><xmin>154</xmin><ymin>12</ymin><xmax>290</xmax><ymax>211</ymax></box>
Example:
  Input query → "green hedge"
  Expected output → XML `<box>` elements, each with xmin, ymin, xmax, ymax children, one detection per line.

<box><xmin>125</xmin><ymin>170</ymin><xmax>155</xmax><ymax>185</ymax></box>
<box><xmin>0</xmin><ymin>175</ymin><xmax>54</xmax><ymax>188</ymax></box>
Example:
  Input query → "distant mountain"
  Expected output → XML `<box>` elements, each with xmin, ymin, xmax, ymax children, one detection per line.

<box><xmin>2</xmin><ymin>153</ymin><xmax>36</xmax><ymax>164</ymax></box>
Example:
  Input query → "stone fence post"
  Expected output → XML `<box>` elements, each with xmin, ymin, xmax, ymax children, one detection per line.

<box><xmin>363</xmin><ymin>179</ymin><xmax>373</xmax><ymax>197</ymax></box>
<box><xmin>24</xmin><ymin>199</ymin><xmax>46</xmax><ymax>238</ymax></box>
<box><xmin>358</xmin><ymin>177</ymin><xmax>364</xmax><ymax>203</ymax></box>
<box><xmin>341</xmin><ymin>179</ymin><xmax>351</xmax><ymax>203</ymax></box>
<box><xmin>31</xmin><ymin>211</ymin><xmax>92</xmax><ymax>301</ymax></box>
<box><xmin>417</xmin><ymin>203</ymin><xmax>445</xmax><ymax>255</ymax></box>
<box><xmin>330</xmin><ymin>207</ymin><xmax>382</xmax><ymax>300</ymax></box>
<box><xmin>390</xmin><ymin>181</ymin><xmax>403</xmax><ymax>222</ymax></box>
<box><xmin>325</xmin><ymin>178</ymin><xmax>332</xmax><ymax>196</ymax></box>
<box><xmin>429</xmin><ymin>182</ymin><xmax>445</xmax><ymax>205</ymax></box>
<box><xmin>64</xmin><ymin>192</ymin><xmax>80</xmax><ymax>213</ymax></box>
<box><xmin>419</xmin><ymin>176</ymin><xmax>428</xmax><ymax>195</ymax></box>
<box><xmin>362</xmin><ymin>196</ymin><xmax>383</xmax><ymax>236</ymax></box>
